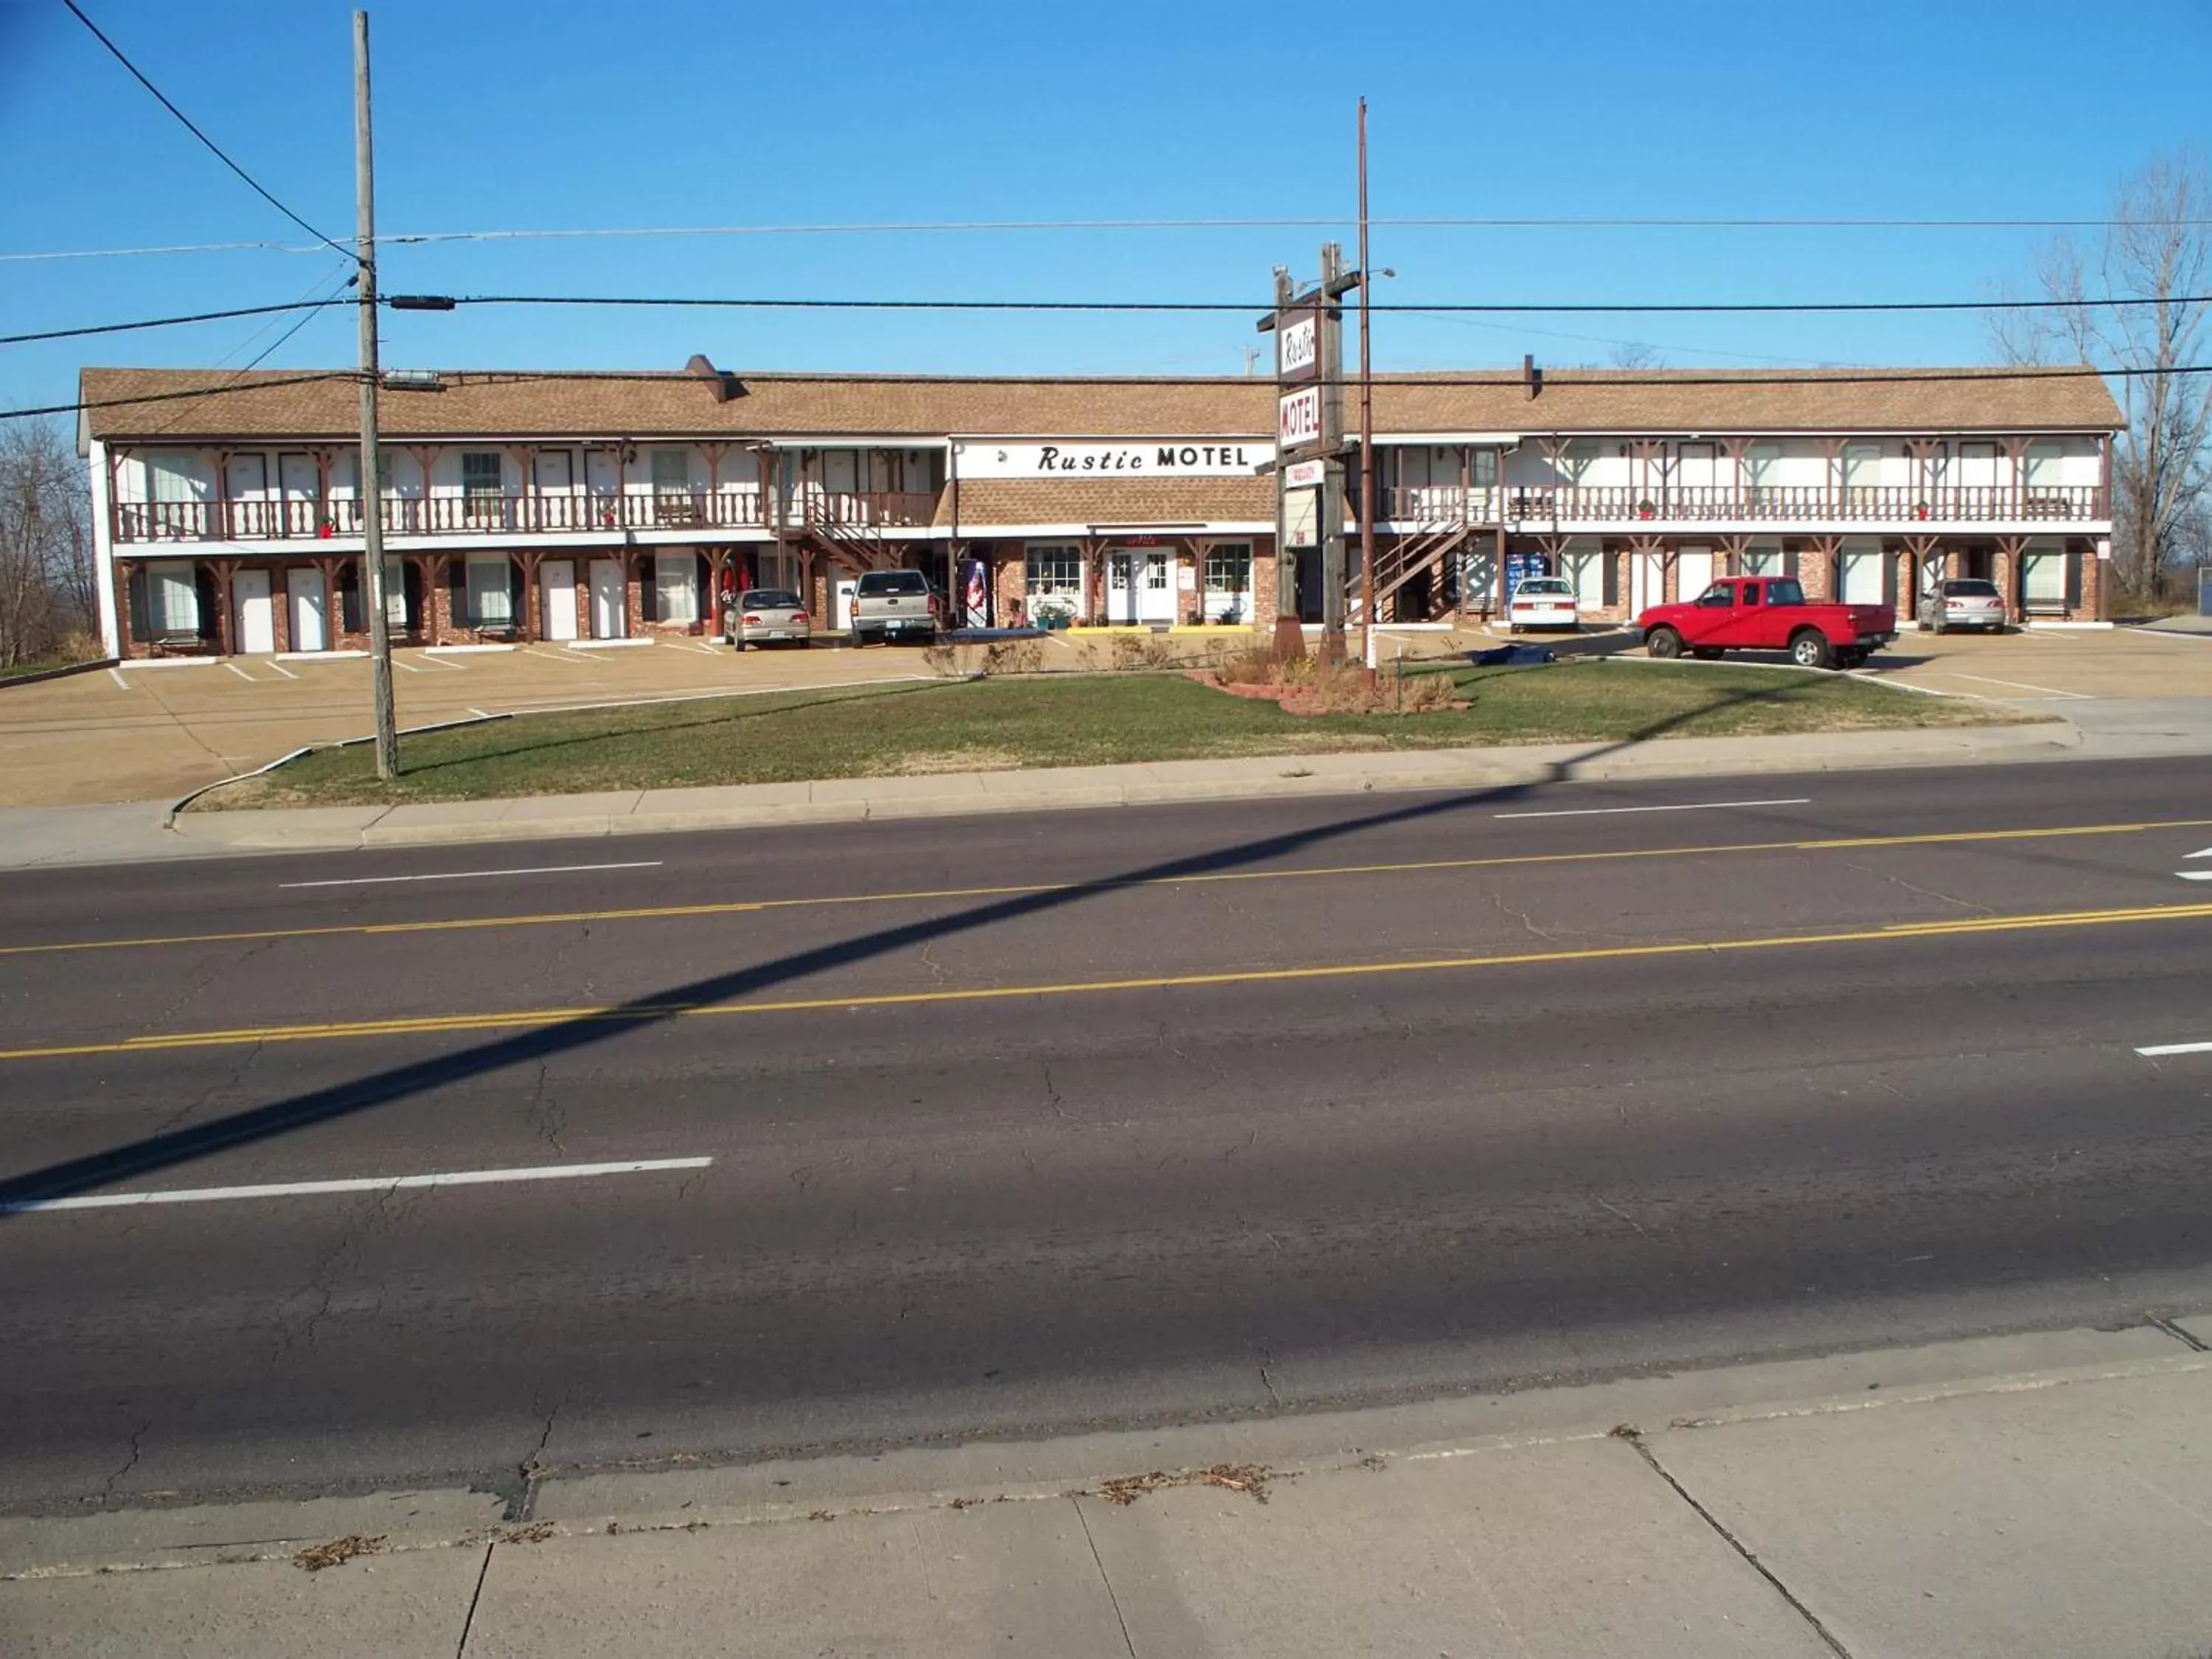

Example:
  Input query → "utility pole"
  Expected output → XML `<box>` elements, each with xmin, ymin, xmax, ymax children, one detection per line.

<box><xmin>355</xmin><ymin>9</ymin><xmax>397</xmax><ymax>782</ymax></box>
<box><xmin>1357</xmin><ymin>97</ymin><xmax>1377</xmax><ymax>678</ymax></box>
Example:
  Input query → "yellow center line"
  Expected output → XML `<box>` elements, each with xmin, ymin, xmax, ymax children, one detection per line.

<box><xmin>6</xmin><ymin>816</ymin><xmax>2212</xmax><ymax>961</ymax></box>
<box><xmin>5</xmin><ymin>899</ymin><xmax>2210</xmax><ymax>1064</ymax></box>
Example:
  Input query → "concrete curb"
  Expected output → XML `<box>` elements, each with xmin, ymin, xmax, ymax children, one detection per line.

<box><xmin>0</xmin><ymin>659</ymin><xmax>116</xmax><ymax>692</ymax></box>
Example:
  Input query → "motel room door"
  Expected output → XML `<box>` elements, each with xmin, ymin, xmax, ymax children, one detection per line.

<box><xmin>232</xmin><ymin>568</ymin><xmax>276</xmax><ymax>654</ymax></box>
<box><xmin>588</xmin><ymin>557</ymin><xmax>626</xmax><ymax>637</ymax></box>
<box><xmin>1107</xmin><ymin>550</ymin><xmax>1175</xmax><ymax>625</ymax></box>
<box><xmin>540</xmin><ymin>560</ymin><xmax>579</xmax><ymax>641</ymax></box>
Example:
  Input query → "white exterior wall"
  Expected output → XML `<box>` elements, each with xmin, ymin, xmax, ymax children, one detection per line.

<box><xmin>88</xmin><ymin>439</ymin><xmax>120</xmax><ymax>656</ymax></box>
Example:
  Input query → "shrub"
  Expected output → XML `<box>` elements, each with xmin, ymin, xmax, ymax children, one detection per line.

<box><xmin>1109</xmin><ymin>633</ymin><xmax>1180</xmax><ymax>672</ymax></box>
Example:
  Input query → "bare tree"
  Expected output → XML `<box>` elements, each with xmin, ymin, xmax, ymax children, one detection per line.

<box><xmin>1992</xmin><ymin>150</ymin><xmax>2212</xmax><ymax>602</ymax></box>
<box><xmin>1604</xmin><ymin>341</ymin><xmax>1664</xmax><ymax>372</ymax></box>
<box><xmin>0</xmin><ymin>419</ymin><xmax>97</xmax><ymax>667</ymax></box>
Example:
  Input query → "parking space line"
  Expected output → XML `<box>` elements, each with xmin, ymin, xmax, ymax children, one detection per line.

<box><xmin>1941</xmin><ymin>672</ymin><xmax>2094</xmax><ymax>700</ymax></box>
<box><xmin>223</xmin><ymin>662</ymin><xmax>255</xmax><ymax>682</ymax></box>
<box><xmin>105</xmin><ymin>667</ymin><xmax>130</xmax><ymax>690</ymax></box>
<box><xmin>521</xmin><ymin>647</ymin><xmax>593</xmax><ymax>667</ymax></box>
<box><xmin>390</xmin><ymin>657</ymin><xmax>422</xmax><ymax>672</ymax></box>
<box><xmin>262</xmin><ymin>658</ymin><xmax>297</xmax><ymax>680</ymax></box>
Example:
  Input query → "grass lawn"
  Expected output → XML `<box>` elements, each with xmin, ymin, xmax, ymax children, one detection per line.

<box><xmin>0</xmin><ymin>659</ymin><xmax>94</xmax><ymax>683</ymax></box>
<box><xmin>199</xmin><ymin>661</ymin><xmax>2025</xmax><ymax>810</ymax></box>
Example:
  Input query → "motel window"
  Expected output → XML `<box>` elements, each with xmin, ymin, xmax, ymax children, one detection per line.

<box><xmin>147</xmin><ymin>560</ymin><xmax>201</xmax><ymax>634</ymax></box>
<box><xmin>147</xmin><ymin>454</ymin><xmax>202</xmax><ymax>503</ymax></box>
<box><xmin>1841</xmin><ymin>444</ymin><xmax>1882</xmax><ymax>492</ymax></box>
<box><xmin>465</xmin><ymin>555</ymin><xmax>515</xmax><ymax>628</ymax></box>
<box><xmin>652</xmin><ymin>449</ymin><xmax>692</xmax><ymax>495</ymax></box>
<box><xmin>1743</xmin><ymin>444</ymin><xmax>1782</xmax><ymax>493</ymax></box>
<box><xmin>1204</xmin><ymin>543</ymin><xmax>1253</xmax><ymax>594</ymax></box>
<box><xmin>654</xmin><ymin>552</ymin><xmax>700</xmax><ymax>624</ymax></box>
<box><xmin>462</xmin><ymin>452</ymin><xmax>504</xmax><ymax>523</ymax></box>
<box><xmin>1025</xmin><ymin>545</ymin><xmax>1082</xmax><ymax>597</ymax></box>
<box><xmin>2025</xmin><ymin>442</ymin><xmax>2065</xmax><ymax>493</ymax></box>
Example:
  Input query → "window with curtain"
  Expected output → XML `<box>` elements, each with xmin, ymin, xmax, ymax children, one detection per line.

<box><xmin>1841</xmin><ymin>443</ymin><xmax>1883</xmax><ymax>493</ymax></box>
<box><xmin>654</xmin><ymin>552</ymin><xmax>699</xmax><ymax>624</ymax></box>
<box><xmin>462</xmin><ymin>452</ymin><xmax>504</xmax><ymax>524</ymax></box>
<box><xmin>465</xmin><ymin>555</ymin><xmax>513</xmax><ymax>627</ymax></box>
<box><xmin>652</xmin><ymin>450</ymin><xmax>692</xmax><ymax>495</ymax></box>
<box><xmin>148</xmin><ymin>560</ymin><xmax>200</xmax><ymax>633</ymax></box>
<box><xmin>1204</xmin><ymin>543</ymin><xmax>1252</xmax><ymax>594</ymax></box>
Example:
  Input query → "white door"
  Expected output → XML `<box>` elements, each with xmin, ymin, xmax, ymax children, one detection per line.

<box><xmin>541</xmin><ymin>560</ymin><xmax>578</xmax><ymax>641</ymax></box>
<box><xmin>233</xmin><ymin>568</ymin><xmax>275</xmax><ymax>654</ymax></box>
<box><xmin>585</xmin><ymin>451</ymin><xmax>622</xmax><ymax>527</ymax></box>
<box><xmin>1677</xmin><ymin>546</ymin><xmax>1714</xmax><ymax>602</ymax></box>
<box><xmin>1107</xmin><ymin>554</ymin><xmax>1138</xmax><ymax>624</ymax></box>
<box><xmin>832</xmin><ymin>577</ymin><xmax>859</xmax><ymax>630</ymax></box>
<box><xmin>288</xmin><ymin>571</ymin><xmax>326</xmax><ymax>652</ymax></box>
<box><xmin>278</xmin><ymin>453</ymin><xmax>319</xmax><ymax>538</ymax></box>
<box><xmin>1840</xmin><ymin>546</ymin><xmax>1884</xmax><ymax>605</ymax></box>
<box><xmin>588</xmin><ymin>558</ymin><xmax>626</xmax><ymax>638</ymax></box>
<box><xmin>1630</xmin><ymin>552</ymin><xmax>1665</xmax><ymax>614</ymax></box>
<box><xmin>224</xmin><ymin>454</ymin><xmax>269</xmax><ymax>538</ymax></box>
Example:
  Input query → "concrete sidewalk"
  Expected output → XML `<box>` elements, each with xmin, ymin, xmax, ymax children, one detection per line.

<box><xmin>5</xmin><ymin>1321</ymin><xmax>2210</xmax><ymax>1657</ymax></box>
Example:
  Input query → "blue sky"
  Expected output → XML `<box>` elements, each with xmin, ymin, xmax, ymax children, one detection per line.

<box><xmin>3</xmin><ymin>0</ymin><xmax>2207</xmax><ymax>419</ymax></box>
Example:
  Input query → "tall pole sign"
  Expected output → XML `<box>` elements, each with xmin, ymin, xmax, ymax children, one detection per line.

<box><xmin>1263</xmin><ymin>243</ymin><xmax>1352</xmax><ymax>660</ymax></box>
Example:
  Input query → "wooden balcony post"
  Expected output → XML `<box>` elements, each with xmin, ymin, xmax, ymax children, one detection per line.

<box><xmin>209</xmin><ymin>557</ymin><xmax>237</xmax><ymax>654</ymax></box>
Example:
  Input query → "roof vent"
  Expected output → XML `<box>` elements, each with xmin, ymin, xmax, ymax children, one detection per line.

<box><xmin>1523</xmin><ymin>354</ymin><xmax>1542</xmax><ymax>400</ymax></box>
<box><xmin>382</xmin><ymin>369</ymin><xmax>444</xmax><ymax>392</ymax></box>
<box><xmin>685</xmin><ymin>354</ymin><xmax>745</xmax><ymax>403</ymax></box>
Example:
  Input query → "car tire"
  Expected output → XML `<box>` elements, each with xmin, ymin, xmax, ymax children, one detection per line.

<box><xmin>1691</xmin><ymin>646</ymin><xmax>1723</xmax><ymax>661</ymax></box>
<box><xmin>1790</xmin><ymin>629</ymin><xmax>1836</xmax><ymax>670</ymax></box>
<box><xmin>1645</xmin><ymin>626</ymin><xmax>1685</xmax><ymax>660</ymax></box>
<box><xmin>1837</xmin><ymin>649</ymin><xmax>1867</xmax><ymax>669</ymax></box>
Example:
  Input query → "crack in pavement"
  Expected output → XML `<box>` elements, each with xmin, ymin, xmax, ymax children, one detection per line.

<box><xmin>97</xmin><ymin>1420</ymin><xmax>150</xmax><ymax>1509</ymax></box>
<box><xmin>1840</xmin><ymin>858</ymin><xmax>1994</xmax><ymax>917</ymax></box>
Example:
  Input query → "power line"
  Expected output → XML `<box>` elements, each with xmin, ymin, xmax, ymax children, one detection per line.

<box><xmin>441</xmin><ymin>291</ymin><xmax>2210</xmax><ymax>318</ymax></box>
<box><xmin>0</xmin><ymin>371</ymin><xmax>360</xmax><ymax>423</ymax></box>
<box><xmin>0</xmin><ymin>299</ymin><xmax>355</xmax><ymax>347</ymax></box>
<box><xmin>17</xmin><ymin>283</ymin><xmax>2197</xmax><ymax>353</ymax></box>
<box><xmin>13</xmin><ymin>212</ymin><xmax>2212</xmax><ymax>262</ymax></box>
<box><xmin>136</xmin><ymin>266</ymin><xmax>361</xmax><ymax>440</ymax></box>
<box><xmin>59</xmin><ymin>0</ymin><xmax>355</xmax><ymax>266</ymax></box>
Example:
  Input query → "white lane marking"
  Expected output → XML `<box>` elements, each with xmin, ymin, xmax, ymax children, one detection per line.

<box><xmin>263</xmin><ymin>658</ymin><xmax>297</xmax><ymax>680</ymax></box>
<box><xmin>1495</xmin><ymin>797</ymin><xmax>1812</xmax><ymax>821</ymax></box>
<box><xmin>1</xmin><ymin>1157</ymin><xmax>714</xmax><ymax>1215</ymax></box>
<box><xmin>279</xmin><ymin>860</ymin><xmax>664</xmax><ymax>889</ymax></box>
<box><xmin>2180</xmin><ymin>848</ymin><xmax>2212</xmax><ymax>883</ymax></box>
<box><xmin>1944</xmin><ymin>672</ymin><xmax>2093</xmax><ymax>700</ymax></box>
<box><xmin>2137</xmin><ymin>1042</ymin><xmax>2212</xmax><ymax>1058</ymax></box>
<box><xmin>521</xmin><ymin>647</ymin><xmax>591</xmax><ymax>666</ymax></box>
<box><xmin>224</xmin><ymin>661</ymin><xmax>255</xmax><ymax>681</ymax></box>
<box><xmin>106</xmin><ymin>667</ymin><xmax>129</xmax><ymax>689</ymax></box>
<box><xmin>390</xmin><ymin>657</ymin><xmax>422</xmax><ymax>673</ymax></box>
<box><xmin>467</xmin><ymin>706</ymin><xmax>492</xmax><ymax>718</ymax></box>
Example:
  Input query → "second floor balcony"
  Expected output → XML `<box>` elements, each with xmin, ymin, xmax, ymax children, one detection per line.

<box><xmin>1382</xmin><ymin>482</ymin><xmax>2109</xmax><ymax>529</ymax></box>
<box><xmin>110</xmin><ymin>485</ymin><xmax>942</xmax><ymax>546</ymax></box>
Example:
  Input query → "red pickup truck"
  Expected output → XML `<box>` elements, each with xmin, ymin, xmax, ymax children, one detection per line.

<box><xmin>1638</xmin><ymin>576</ymin><xmax>1896</xmax><ymax>670</ymax></box>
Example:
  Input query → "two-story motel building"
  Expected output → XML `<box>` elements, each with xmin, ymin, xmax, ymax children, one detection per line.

<box><xmin>77</xmin><ymin>361</ymin><xmax>2121</xmax><ymax>658</ymax></box>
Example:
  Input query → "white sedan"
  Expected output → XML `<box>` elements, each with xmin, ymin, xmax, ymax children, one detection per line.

<box><xmin>1506</xmin><ymin>576</ymin><xmax>1582</xmax><ymax>633</ymax></box>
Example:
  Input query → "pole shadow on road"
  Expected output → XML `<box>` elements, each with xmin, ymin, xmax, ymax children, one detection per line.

<box><xmin>1</xmin><ymin>685</ymin><xmax>1815</xmax><ymax>1211</ymax></box>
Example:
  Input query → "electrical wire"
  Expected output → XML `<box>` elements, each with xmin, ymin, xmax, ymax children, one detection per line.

<box><xmin>58</xmin><ymin>0</ymin><xmax>355</xmax><ymax>266</ymax></box>
<box><xmin>440</xmin><ymin>291</ymin><xmax>2209</xmax><ymax>317</ymax></box>
<box><xmin>13</xmin><ymin>212</ymin><xmax>2212</xmax><ymax>262</ymax></box>
<box><xmin>1</xmin><ymin>372</ymin><xmax>361</xmax><ymax>423</ymax></box>
<box><xmin>133</xmin><ymin>267</ymin><xmax>362</xmax><ymax>440</ymax></box>
<box><xmin>0</xmin><ymin>299</ymin><xmax>355</xmax><ymax>348</ymax></box>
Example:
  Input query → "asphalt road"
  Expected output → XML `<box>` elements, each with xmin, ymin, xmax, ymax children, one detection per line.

<box><xmin>2</xmin><ymin>758</ymin><xmax>2211</xmax><ymax>1514</ymax></box>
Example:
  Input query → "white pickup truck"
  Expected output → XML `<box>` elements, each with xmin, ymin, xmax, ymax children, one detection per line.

<box><xmin>847</xmin><ymin>569</ymin><xmax>941</xmax><ymax>645</ymax></box>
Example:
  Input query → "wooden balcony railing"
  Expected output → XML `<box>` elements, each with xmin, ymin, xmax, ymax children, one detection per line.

<box><xmin>799</xmin><ymin>490</ymin><xmax>939</xmax><ymax>529</ymax></box>
<box><xmin>112</xmin><ymin>488</ymin><xmax>775</xmax><ymax>543</ymax></box>
<box><xmin>1382</xmin><ymin>483</ymin><xmax>2107</xmax><ymax>527</ymax></box>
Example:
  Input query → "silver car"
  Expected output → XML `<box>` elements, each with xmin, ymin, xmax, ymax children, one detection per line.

<box><xmin>726</xmin><ymin>588</ymin><xmax>811</xmax><ymax>649</ymax></box>
<box><xmin>1918</xmin><ymin>577</ymin><xmax>2007</xmax><ymax>635</ymax></box>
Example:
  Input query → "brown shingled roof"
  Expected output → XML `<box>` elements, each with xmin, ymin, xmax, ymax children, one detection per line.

<box><xmin>79</xmin><ymin>364</ymin><xmax>2123</xmax><ymax>442</ymax></box>
<box><xmin>943</xmin><ymin>476</ymin><xmax>1275</xmax><ymax>530</ymax></box>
